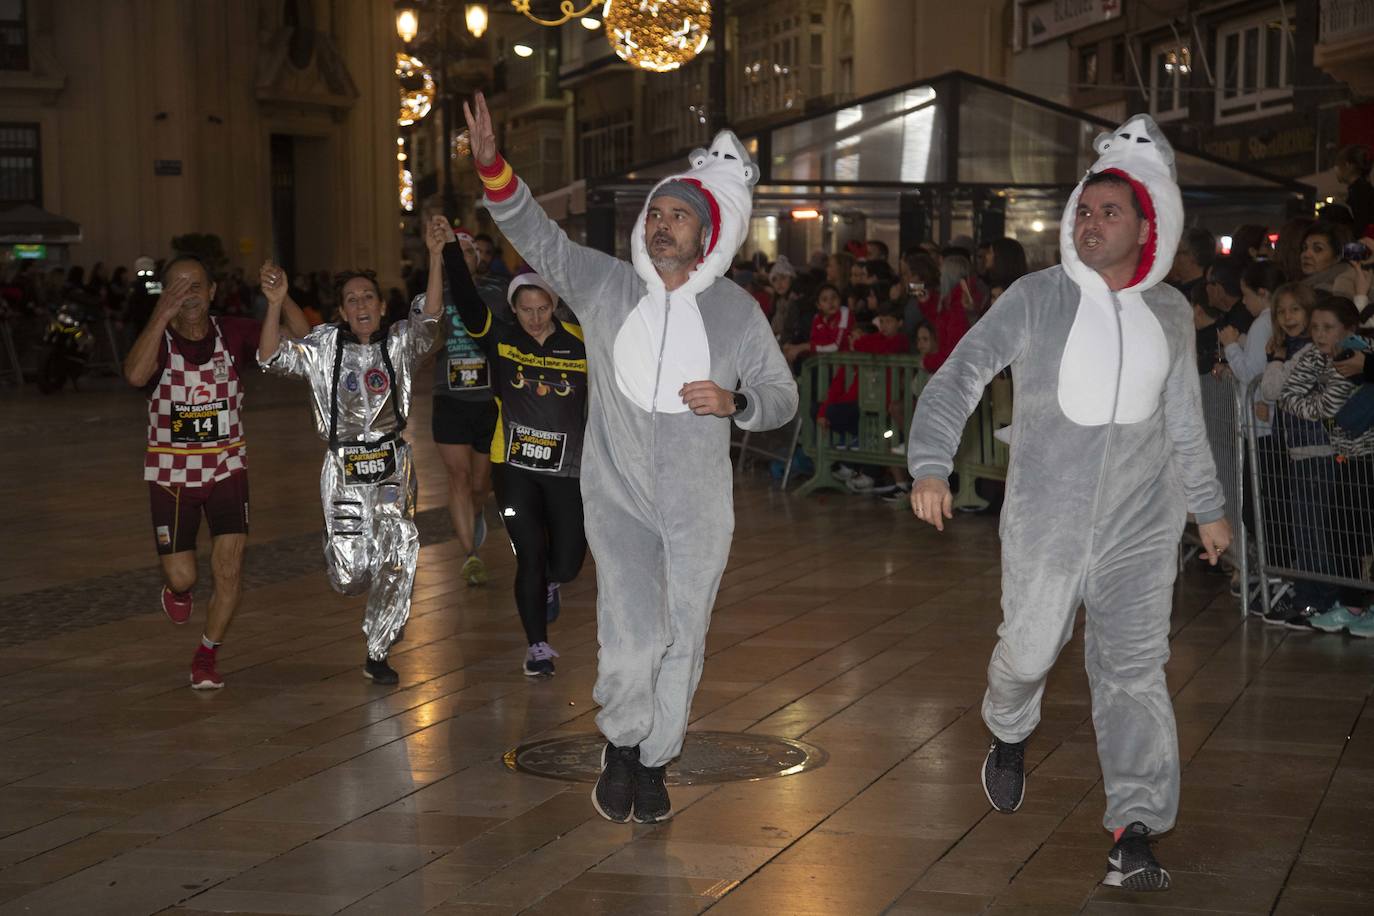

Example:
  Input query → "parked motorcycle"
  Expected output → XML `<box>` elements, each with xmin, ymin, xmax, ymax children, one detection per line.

<box><xmin>37</xmin><ymin>302</ymin><xmax>95</xmax><ymax>393</ymax></box>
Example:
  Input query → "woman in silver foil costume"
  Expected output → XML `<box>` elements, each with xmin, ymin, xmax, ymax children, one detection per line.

<box><xmin>257</xmin><ymin>219</ymin><xmax>445</xmax><ymax>684</ymax></box>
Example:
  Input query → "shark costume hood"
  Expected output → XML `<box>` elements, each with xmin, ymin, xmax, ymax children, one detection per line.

<box><xmin>1055</xmin><ymin>114</ymin><xmax>1184</xmax><ymax>427</ymax></box>
<box><xmin>613</xmin><ymin>130</ymin><xmax>759</xmax><ymax>413</ymax></box>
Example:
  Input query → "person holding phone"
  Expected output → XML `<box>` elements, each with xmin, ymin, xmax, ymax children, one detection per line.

<box><xmin>257</xmin><ymin>224</ymin><xmax>444</xmax><ymax>685</ymax></box>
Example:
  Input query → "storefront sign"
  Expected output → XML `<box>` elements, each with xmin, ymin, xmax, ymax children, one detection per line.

<box><xmin>1022</xmin><ymin>0</ymin><xmax>1123</xmax><ymax>47</ymax></box>
<box><xmin>1321</xmin><ymin>0</ymin><xmax>1374</xmax><ymax>44</ymax></box>
<box><xmin>154</xmin><ymin>159</ymin><xmax>183</xmax><ymax>176</ymax></box>
<box><xmin>12</xmin><ymin>244</ymin><xmax>46</xmax><ymax>259</ymax></box>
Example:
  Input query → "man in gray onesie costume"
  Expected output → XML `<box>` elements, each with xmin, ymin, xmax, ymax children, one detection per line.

<box><xmin>462</xmin><ymin>93</ymin><xmax>797</xmax><ymax>824</ymax></box>
<box><xmin>908</xmin><ymin>115</ymin><xmax>1232</xmax><ymax>891</ymax></box>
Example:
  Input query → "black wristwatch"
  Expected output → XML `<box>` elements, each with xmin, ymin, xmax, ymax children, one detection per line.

<box><xmin>732</xmin><ymin>391</ymin><xmax>748</xmax><ymax>414</ymax></box>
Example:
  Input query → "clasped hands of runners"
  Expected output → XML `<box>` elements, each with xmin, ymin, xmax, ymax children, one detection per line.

<box><xmin>457</xmin><ymin>90</ymin><xmax>738</xmax><ymax>420</ymax></box>
<box><xmin>909</xmin><ymin>477</ymin><xmax>1232</xmax><ymax>561</ymax></box>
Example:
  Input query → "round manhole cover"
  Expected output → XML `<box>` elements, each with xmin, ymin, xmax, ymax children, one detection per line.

<box><xmin>504</xmin><ymin>731</ymin><xmax>828</xmax><ymax>785</ymax></box>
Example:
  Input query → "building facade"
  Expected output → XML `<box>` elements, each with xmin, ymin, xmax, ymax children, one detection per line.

<box><xmin>0</xmin><ymin>0</ymin><xmax>402</xmax><ymax>285</ymax></box>
<box><xmin>1010</xmin><ymin>0</ymin><xmax>1374</xmax><ymax>193</ymax></box>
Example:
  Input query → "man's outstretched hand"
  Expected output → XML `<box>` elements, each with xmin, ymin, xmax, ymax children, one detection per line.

<box><xmin>461</xmin><ymin>91</ymin><xmax>498</xmax><ymax>168</ymax></box>
<box><xmin>910</xmin><ymin>477</ymin><xmax>953</xmax><ymax>531</ymax></box>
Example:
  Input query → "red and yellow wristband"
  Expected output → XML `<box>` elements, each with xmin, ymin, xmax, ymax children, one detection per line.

<box><xmin>477</xmin><ymin>154</ymin><xmax>519</xmax><ymax>203</ymax></box>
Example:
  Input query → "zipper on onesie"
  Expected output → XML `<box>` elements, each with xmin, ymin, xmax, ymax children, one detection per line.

<box><xmin>648</xmin><ymin>292</ymin><xmax>672</xmax><ymax>414</ymax></box>
<box><xmin>1086</xmin><ymin>291</ymin><xmax>1128</xmax><ymax>559</ymax></box>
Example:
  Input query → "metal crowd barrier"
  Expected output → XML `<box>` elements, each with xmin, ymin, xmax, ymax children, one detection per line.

<box><xmin>784</xmin><ymin>352</ymin><xmax>1009</xmax><ymax>499</ymax></box>
<box><xmin>1243</xmin><ymin>375</ymin><xmax>1374</xmax><ymax>617</ymax></box>
<box><xmin>1193</xmin><ymin>372</ymin><xmax>1251</xmax><ymax>616</ymax></box>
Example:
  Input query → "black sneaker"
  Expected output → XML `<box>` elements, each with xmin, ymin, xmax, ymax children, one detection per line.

<box><xmin>1262</xmin><ymin>595</ymin><xmax>1295</xmax><ymax>627</ymax></box>
<box><xmin>522</xmin><ymin>641</ymin><xmax>559</xmax><ymax>677</ymax></box>
<box><xmin>592</xmin><ymin>743</ymin><xmax>638</xmax><ymax>823</ymax></box>
<box><xmin>1103</xmin><ymin>821</ymin><xmax>1170</xmax><ymax>891</ymax></box>
<box><xmin>981</xmin><ymin>737</ymin><xmax>1026</xmax><ymax>812</ymax></box>
<box><xmin>1284</xmin><ymin>604</ymin><xmax>1322</xmax><ymax>631</ymax></box>
<box><xmin>363</xmin><ymin>657</ymin><xmax>399</xmax><ymax>685</ymax></box>
<box><xmin>631</xmin><ymin>760</ymin><xmax>672</xmax><ymax>823</ymax></box>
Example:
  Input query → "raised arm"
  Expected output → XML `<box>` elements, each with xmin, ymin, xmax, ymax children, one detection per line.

<box><xmin>256</xmin><ymin>260</ymin><xmax>316</xmax><ymax>378</ymax></box>
<box><xmin>462</xmin><ymin>92</ymin><xmax>622</xmax><ymax>313</ymax></box>
<box><xmin>123</xmin><ymin>274</ymin><xmax>191</xmax><ymax>386</ymax></box>
<box><xmin>438</xmin><ymin>226</ymin><xmax>494</xmax><ymax>347</ymax></box>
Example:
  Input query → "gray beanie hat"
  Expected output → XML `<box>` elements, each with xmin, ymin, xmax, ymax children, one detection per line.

<box><xmin>653</xmin><ymin>180</ymin><xmax>713</xmax><ymax>229</ymax></box>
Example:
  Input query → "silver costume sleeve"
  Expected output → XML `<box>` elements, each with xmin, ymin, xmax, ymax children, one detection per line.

<box><xmin>259</xmin><ymin>331</ymin><xmax>321</xmax><ymax>379</ymax></box>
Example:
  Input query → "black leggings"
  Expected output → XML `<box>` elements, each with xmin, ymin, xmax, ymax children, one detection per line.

<box><xmin>493</xmin><ymin>464</ymin><xmax>587</xmax><ymax>645</ymax></box>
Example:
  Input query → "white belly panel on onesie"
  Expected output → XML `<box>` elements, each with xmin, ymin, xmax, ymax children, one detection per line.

<box><xmin>612</xmin><ymin>292</ymin><xmax>713</xmax><ymax>414</ymax></box>
<box><xmin>1057</xmin><ymin>290</ymin><xmax>1170</xmax><ymax>426</ymax></box>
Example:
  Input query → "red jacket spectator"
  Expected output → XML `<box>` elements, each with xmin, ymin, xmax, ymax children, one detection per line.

<box><xmin>924</xmin><ymin>293</ymin><xmax>969</xmax><ymax>373</ymax></box>
<box><xmin>807</xmin><ymin>305</ymin><xmax>853</xmax><ymax>354</ymax></box>
<box><xmin>817</xmin><ymin>322</ymin><xmax>909</xmax><ymax>417</ymax></box>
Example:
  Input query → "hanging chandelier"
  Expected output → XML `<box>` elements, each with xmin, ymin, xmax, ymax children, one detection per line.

<box><xmin>509</xmin><ymin>0</ymin><xmax>600</xmax><ymax>27</ymax></box>
<box><xmin>395</xmin><ymin>51</ymin><xmax>435</xmax><ymax>126</ymax></box>
<box><xmin>602</xmin><ymin>1</ymin><xmax>711</xmax><ymax>73</ymax></box>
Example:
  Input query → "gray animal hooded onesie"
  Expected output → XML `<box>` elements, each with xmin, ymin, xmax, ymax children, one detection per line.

<box><xmin>907</xmin><ymin>115</ymin><xmax>1224</xmax><ymax>833</ymax></box>
<box><xmin>481</xmin><ymin>133</ymin><xmax>798</xmax><ymax>766</ymax></box>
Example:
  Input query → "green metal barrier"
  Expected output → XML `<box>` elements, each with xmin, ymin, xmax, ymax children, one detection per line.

<box><xmin>793</xmin><ymin>352</ymin><xmax>1011</xmax><ymax>504</ymax></box>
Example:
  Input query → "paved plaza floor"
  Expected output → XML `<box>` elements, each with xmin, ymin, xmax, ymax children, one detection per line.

<box><xmin>0</xmin><ymin>373</ymin><xmax>1371</xmax><ymax>914</ymax></box>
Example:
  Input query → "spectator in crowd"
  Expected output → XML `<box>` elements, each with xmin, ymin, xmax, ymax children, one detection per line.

<box><xmin>1299</xmin><ymin>220</ymin><xmax>1358</xmax><ymax>298</ymax></box>
<box><xmin>1222</xmin><ymin>260</ymin><xmax>1286</xmax><ymax>393</ymax></box>
<box><xmin>1336</xmin><ymin>144</ymin><xmax>1373</xmax><ymax>235</ymax></box>
<box><xmin>108</xmin><ymin>266</ymin><xmax>130</xmax><ymax>312</ymax></box>
<box><xmin>1271</xmin><ymin>295</ymin><xmax>1374</xmax><ymax>633</ymax></box>
<box><xmin>1206</xmin><ymin>254</ymin><xmax>1254</xmax><ymax>334</ymax></box>
<box><xmin>921</xmin><ymin>259</ymin><xmax>971</xmax><ymax>374</ymax></box>
<box><xmin>1260</xmin><ymin>282</ymin><xmax>1316</xmax><ymax>404</ymax></box>
<box><xmin>807</xmin><ymin>249</ymin><xmax>828</xmax><ymax>280</ymax></box>
<box><xmin>939</xmin><ymin>251</ymin><xmax>983</xmax><ymax>327</ymax></box>
<box><xmin>86</xmin><ymin>262</ymin><xmax>109</xmax><ymax>305</ymax></box>
<box><xmin>1276</xmin><ymin>216</ymin><xmax>1315</xmax><ymax>284</ymax></box>
<box><xmin>1231</xmin><ymin>224</ymin><xmax>1274</xmax><ymax>263</ymax></box>
<box><xmin>866</xmin><ymin>239</ymin><xmax>890</xmax><ymax>266</ymax></box>
<box><xmin>986</xmin><ymin>238</ymin><xmax>1028</xmax><ymax>305</ymax></box>
<box><xmin>748</xmin><ymin>271</ymin><xmax>774</xmax><ymax>318</ymax></box>
<box><xmin>899</xmin><ymin>249</ymin><xmax>940</xmax><ymax>344</ymax></box>
<box><xmin>782</xmin><ymin>282</ymin><xmax>852</xmax><ymax>368</ymax></box>
<box><xmin>1192</xmin><ymin>277</ymin><xmax>1225</xmax><ymax>376</ymax></box>
<box><xmin>976</xmin><ymin>241</ymin><xmax>995</xmax><ymax>279</ymax></box>
<box><xmin>826</xmin><ymin>250</ymin><xmax>854</xmax><ymax>296</ymax></box>
<box><xmin>1170</xmin><ymin>226</ymin><xmax>1215</xmax><ymax>303</ymax></box>
<box><xmin>818</xmin><ymin>303</ymin><xmax>909</xmax><ymax>492</ymax></box>
<box><xmin>473</xmin><ymin>232</ymin><xmax>510</xmax><ymax>279</ymax></box>
<box><xmin>769</xmin><ymin>256</ymin><xmax>807</xmax><ymax>339</ymax></box>
<box><xmin>773</xmin><ymin>275</ymin><xmax>818</xmax><ymax>370</ymax></box>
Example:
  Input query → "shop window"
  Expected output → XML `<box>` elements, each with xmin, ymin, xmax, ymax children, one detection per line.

<box><xmin>0</xmin><ymin>123</ymin><xmax>40</xmax><ymax>205</ymax></box>
<box><xmin>1148</xmin><ymin>40</ymin><xmax>1191</xmax><ymax>121</ymax></box>
<box><xmin>1216</xmin><ymin>12</ymin><xmax>1293</xmax><ymax>124</ymax></box>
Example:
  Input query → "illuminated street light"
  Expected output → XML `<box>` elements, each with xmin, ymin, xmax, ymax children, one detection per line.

<box><xmin>395</xmin><ymin>7</ymin><xmax>419</xmax><ymax>43</ymax></box>
<box><xmin>465</xmin><ymin>3</ymin><xmax>488</xmax><ymax>38</ymax></box>
<box><xmin>513</xmin><ymin>43</ymin><xmax>534</xmax><ymax>57</ymax></box>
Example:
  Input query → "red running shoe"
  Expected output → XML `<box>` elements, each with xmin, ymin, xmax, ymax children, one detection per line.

<box><xmin>190</xmin><ymin>647</ymin><xmax>224</xmax><ymax>690</ymax></box>
<box><xmin>161</xmin><ymin>586</ymin><xmax>193</xmax><ymax>625</ymax></box>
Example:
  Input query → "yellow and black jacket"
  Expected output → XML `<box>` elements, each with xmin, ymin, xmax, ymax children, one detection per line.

<box><xmin>443</xmin><ymin>245</ymin><xmax>588</xmax><ymax>477</ymax></box>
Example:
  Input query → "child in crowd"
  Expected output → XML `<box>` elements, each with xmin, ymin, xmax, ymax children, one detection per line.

<box><xmin>1269</xmin><ymin>294</ymin><xmax>1374</xmax><ymax>633</ymax></box>
<box><xmin>818</xmin><ymin>304</ymin><xmax>910</xmax><ymax>493</ymax></box>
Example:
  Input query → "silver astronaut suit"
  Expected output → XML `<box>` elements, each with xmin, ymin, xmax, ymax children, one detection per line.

<box><xmin>262</xmin><ymin>309</ymin><xmax>439</xmax><ymax>660</ymax></box>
